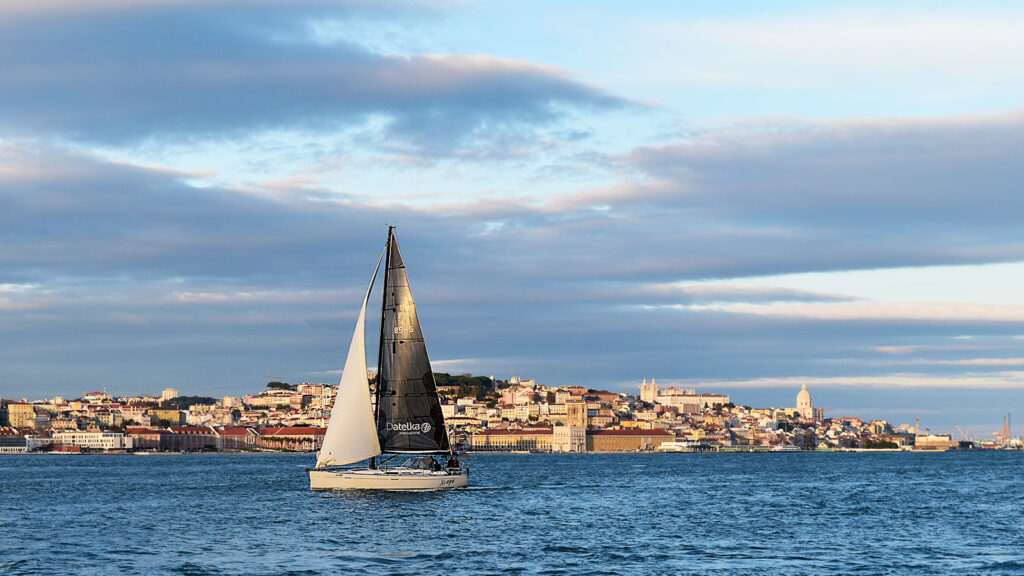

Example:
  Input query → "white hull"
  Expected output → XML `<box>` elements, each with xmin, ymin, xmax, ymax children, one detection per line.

<box><xmin>309</xmin><ymin>468</ymin><xmax>468</xmax><ymax>491</ymax></box>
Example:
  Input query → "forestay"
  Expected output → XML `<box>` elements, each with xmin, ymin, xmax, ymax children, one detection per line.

<box><xmin>314</xmin><ymin>250</ymin><xmax>385</xmax><ymax>469</ymax></box>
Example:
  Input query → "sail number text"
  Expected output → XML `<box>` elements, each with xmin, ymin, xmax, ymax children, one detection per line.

<box><xmin>394</xmin><ymin>312</ymin><xmax>414</xmax><ymax>334</ymax></box>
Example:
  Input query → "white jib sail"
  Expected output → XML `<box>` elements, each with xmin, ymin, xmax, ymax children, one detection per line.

<box><xmin>315</xmin><ymin>250</ymin><xmax>385</xmax><ymax>468</ymax></box>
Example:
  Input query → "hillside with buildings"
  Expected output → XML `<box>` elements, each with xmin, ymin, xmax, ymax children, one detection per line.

<box><xmin>0</xmin><ymin>375</ymin><xmax>1018</xmax><ymax>454</ymax></box>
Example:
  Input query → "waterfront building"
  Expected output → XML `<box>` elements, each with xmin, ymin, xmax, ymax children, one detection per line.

<box><xmin>217</xmin><ymin>427</ymin><xmax>259</xmax><ymax>450</ymax></box>
<box><xmin>52</xmin><ymin>431</ymin><xmax>133</xmax><ymax>451</ymax></box>
<box><xmin>586</xmin><ymin>429</ymin><xmax>673</xmax><ymax>452</ymax></box>
<box><xmin>551</xmin><ymin>422</ymin><xmax>586</xmax><ymax>452</ymax></box>
<box><xmin>0</xmin><ymin>428</ymin><xmax>26</xmax><ymax>453</ymax></box>
<box><xmin>169</xmin><ymin>426</ymin><xmax>220</xmax><ymax>451</ymax></box>
<box><xmin>126</xmin><ymin>427</ymin><xmax>173</xmax><ymax>451</ymax></box>
<box><xmin>470</xmin><ymin>426</ymin><xmax>553</xmax><ymax>451</ymax></box>
<box><xmin>0</xmin><ymin>436</ymin><xmax>27</xmax><ymax>454</ymax></box>
<box><xmin>915</xmin><ymin>433</ymin><xmax>957</xmax><ymax>451</ymax></box>
<box><xmin>257</xmin><ymin>426</ymin><xmax>326</xmax><ymax>451</ymax></box>
<box><xmin>552</xmin><ymin>399</ymin><xmax>586</xmax><ymax>452</ymax></box>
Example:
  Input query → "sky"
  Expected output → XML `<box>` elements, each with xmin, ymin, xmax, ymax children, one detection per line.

<box><xmin>2</xmin><ymin>0</ymin><xmax>1023</xmax><ymax>436</ymax></box>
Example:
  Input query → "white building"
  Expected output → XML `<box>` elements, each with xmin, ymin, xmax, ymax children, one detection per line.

<box><xmin>551</xmin><ymin>422</ymin><xmax>586</xmax><ymax>452</ymax></box>
<box><xmin>221</xmin><ymin>396</ymin><xmax>243</xmax><ymax>409</ymax></box>
<box><xmin>797</xmin><ymin>384</ymin><xmax>813</xmax><ymax>419</ymax></box>
<box><xmin>639</xmin><ymin>378</ymin><xmax>658</xmax><ymax>403</ymax></box>
<box><xmin>160</xmin><ymin>388</ymin><xmax>180</xmax><ymax>402</ymax></box>
<box><xmin>551</xmin><ymin>400</ymin><xmax>587</xmax><ymax>452</ymax></box>
<box><xmin>53</xmin><ymin>431</ymin><xmax>133</xmax><ymax>451</ymax></box>
<box><xmin>655</xmin><ymin>389</ymin><xmax>730</xmax><ymax>414</ymax></box>
<box><xmin>0</xmin><ymin>437</ymin><xmax>27</xmax><ymax>454</ymax></box>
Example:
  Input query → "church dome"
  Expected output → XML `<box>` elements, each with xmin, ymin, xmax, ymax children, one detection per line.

<box><xmin>797</xmin><ymin>384</ymin><xmax>812</xmax><ymax>406</ymax></box>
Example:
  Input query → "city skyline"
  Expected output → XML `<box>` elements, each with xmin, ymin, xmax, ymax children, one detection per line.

<box><xmin>2</xmin><ymin>1</ymin><xmax>1024</xmax><ymax>434</ymax></box>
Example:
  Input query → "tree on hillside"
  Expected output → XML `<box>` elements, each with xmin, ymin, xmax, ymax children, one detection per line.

<box><xmin>266</xmin><ymin>381</ymin><xmax>292</xmax><ymax>390</ymax></box>
<box><xmin>161</xmin><ymin>396</ymin><xmax>217</xmax><ymax>410</ymax></box>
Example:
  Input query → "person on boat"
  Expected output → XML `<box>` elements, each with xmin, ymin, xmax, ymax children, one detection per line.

<box><xmin>447</xmin><ymin>454</ymin><xmax>460</xmax><ymax>471</ymax></box>
<box><xmin>430</xmin><ymin>457</ymin><xmax>441</xmax><ymax>472</ymax></box>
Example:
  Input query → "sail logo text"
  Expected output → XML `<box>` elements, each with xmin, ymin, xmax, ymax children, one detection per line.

<box><xmin>386</xmin><ymin>422</ymin><xmax>431</xmax><ymax>434</ymax></box>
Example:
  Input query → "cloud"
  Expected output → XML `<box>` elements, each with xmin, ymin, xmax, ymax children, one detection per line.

<box><xmin>682</xmin><ymin>302</ymin><xmax>1024</xmax><ymax>323</ymax></box>
<box><xmin>636</xmin><ymin>6</ymin><xmax>1024</xmax><ymax>93</ymax></box>
<box><xmin>4</xmin><ymin>107</ymin><xmax>1024</xmax><ymax>406</ymax></box>
<box><xmin>914</xmin><ymin>358</ymin><xmax>1024</xmax><ymax>367</ymax></box>
<box><xmin>638</xmin><ymin>283</ymin><xmax>853</xmax><ymax>305</ymax></box>
<box><xmin>0</xmin><ymin>1</ymin><xmax>625</xmax><ymax>154</ymax></box>
<box><xmin>683</xmin><ymin>372</ymin><xmax>1024</xmax><ymax>390</ymax></box>
<box><xmin>874</xmin><ymin>344</ymin><xmax>981</xmax><ymax>355</ymax></box>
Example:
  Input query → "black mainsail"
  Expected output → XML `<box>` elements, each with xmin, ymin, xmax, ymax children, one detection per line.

<box><xmin>374</xmin><ymin>228</ymin><xmax>451</xmax><ymax>454</ymax></box>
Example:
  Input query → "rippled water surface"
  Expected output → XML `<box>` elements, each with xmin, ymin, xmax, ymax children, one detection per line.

<box><xmin>1</xmin><ymin>452</ymin><xmax>1022</xmax><ymax>575</ymax></box>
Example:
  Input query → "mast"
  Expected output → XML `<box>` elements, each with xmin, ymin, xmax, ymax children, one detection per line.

<box><xmin>373</xmin><ymin>226</ymin><xmax>394</xmax><ymax>425</ymax></box>
<box><xmin>369</xmin><ymin>226</ymin><xmax>394</xmax><ymax>469</ymax></box>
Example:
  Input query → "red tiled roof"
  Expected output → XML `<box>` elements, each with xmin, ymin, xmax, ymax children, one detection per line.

<box><xmin>260</xmin><ymin>426</ymin><xmax>326</xmax><ymax>436</ymax></box>
<box><xmin>218</xmin><ymin>427</ymin><xmax>255</xmax><ymax>437</ymax></box>
<box><xmin>476</xmin><ymin>428</ymin><xmax>553</xmax><ymax>436</ymax></box>
<box><xmin>587</xmin><ymin>429</ymin><xmax>672</xmax><ymax>436</ymax></box>
<box><xmin>170</xmin><ymin>426</ymin><xmax>216</xmax><ymax>434</ymax></box>
<box><xmin>126</xmin><ymin>427</ymin><xmax>167</xmax><ymax>435</ymax></box>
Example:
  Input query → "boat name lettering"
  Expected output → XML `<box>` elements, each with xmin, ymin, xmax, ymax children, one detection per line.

<box><xmin>386</xmin><ymin>421</ymin><xmax>432</xmax><ymax>434</ymax></box>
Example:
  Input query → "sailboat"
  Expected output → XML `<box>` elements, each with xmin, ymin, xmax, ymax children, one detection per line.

<box><xmin>309</xmin><ymin>227</ymin><xmax>468</xmax><ymax>490</ymax></box>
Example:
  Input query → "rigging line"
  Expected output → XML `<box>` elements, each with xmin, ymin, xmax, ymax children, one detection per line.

<box><xmin>373</xmin><ymin>226</ymin><xmax>394</xmax><ymax>429</ymax></box>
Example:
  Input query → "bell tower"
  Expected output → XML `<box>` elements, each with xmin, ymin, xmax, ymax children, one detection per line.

<box><xmin>566</xmin><ymin>398</ymin><xmax>586</xmax><ymax>428</ymax></box>
<box><xmin>640</xmin><ymin>378</ymin><xmax>659</xmax><ymax>403</ymax></box>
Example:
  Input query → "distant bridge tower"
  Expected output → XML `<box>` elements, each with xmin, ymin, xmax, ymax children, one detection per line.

<box><xmin>640</xmin><ymin>378</ymin><xmax>659</xmax><ymax>404</ymax></box>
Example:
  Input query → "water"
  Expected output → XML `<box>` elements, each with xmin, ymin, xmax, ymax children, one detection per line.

<box><xmin>1</xmin><ymin>452</ymin><xmax>1022</xmax><ymax>575</ymax></box>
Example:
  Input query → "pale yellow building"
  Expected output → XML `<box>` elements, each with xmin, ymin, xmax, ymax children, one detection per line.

<box><xmin>148</xmin><ymin>408</ymin><xmax>185</xmax><ymax>426</ymax></box>
<box><xmin>470</xmin><ymin>427</ymin><xmax>553</xmax><ymax>451</ymax></box>
<box><xmin>8</xmin><ymin>403</ymin><xmax>36</xmax><ymax>428</ymax></box>
<box><xmin>587</xmin><ymin>429</ymin><xmax>673</xmax><ymax>452</ymax></box>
